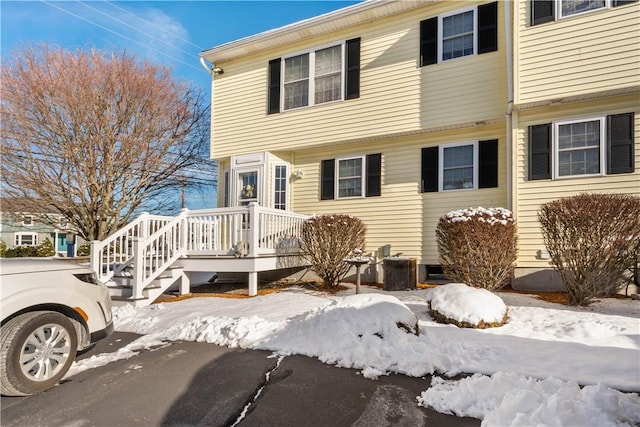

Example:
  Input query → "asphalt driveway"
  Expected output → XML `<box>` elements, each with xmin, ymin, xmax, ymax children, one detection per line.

<box><xmin>1</xmin><ymin>332</ymin><xmax>479</xmax><ymax>426</ymax></box>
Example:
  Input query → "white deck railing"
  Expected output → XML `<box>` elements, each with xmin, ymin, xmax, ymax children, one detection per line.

<box><xmin>90</xmin><ymin>204</ymin><xmax>310</xmax><ymax>299</ymax></box>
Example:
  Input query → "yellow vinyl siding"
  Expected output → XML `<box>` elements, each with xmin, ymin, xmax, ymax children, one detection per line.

<box><xmin>517</xmin><ymin>2</ymin><xmax>640</xmax><ymax>104</ymax></box>
<box><xmin>291</xmin><ymin>124</ymin><xmax>507</xmax><ymax>265</ymax></box>
<box><xmin>514</xmin><ymin>95</ymin><xmax>640</xmax><ymax>268</ymax></box>
<box><xmin>211</xmin><ymin>1</ymin><xmax>507</xmax><ymax>159</ymax></box>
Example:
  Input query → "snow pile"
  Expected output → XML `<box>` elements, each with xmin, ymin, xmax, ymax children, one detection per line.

<box><xmin>443</xmin><ymin>207</ymin><xmax>513</xmax><ymax>225</ymax></box>
<box><xmin>426</xmin><ymin>283</ymin><xmax>507</xmax><ymax>327</ymax></box>
<box><xmin>418</xmin><ymin>372</ymin><xmax>640</xmax><ymax>427</ymax></box>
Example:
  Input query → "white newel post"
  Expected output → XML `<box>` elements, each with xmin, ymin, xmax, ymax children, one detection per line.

<box><xmin>132</xmin><ymin>237</ymin><xmax>144</xmax><ymax>299</ymax></box>
<box><xmin>90</xmin><ymin>240</ymin><xmax>100</xmax><ymax>276</ymax></box>
<box><xmin>248</xmin><ymin>202</ymin><xmax>259</xmax><ymax>257</ymax></box>
<box><xmin>139</xmin><ymin>212</ymin><xmax>149</xmax><ymax>239</ymax></box>
<box><xmin>180</xmin><ymin>208</ymin><xmax>189</xmax><ymax>252</ymax></box>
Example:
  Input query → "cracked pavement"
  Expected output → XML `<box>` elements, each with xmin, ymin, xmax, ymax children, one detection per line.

<box><xmin>1</xmin><ymin>332</ymin><xmax>479</xmax><ymax>426</ymax></box>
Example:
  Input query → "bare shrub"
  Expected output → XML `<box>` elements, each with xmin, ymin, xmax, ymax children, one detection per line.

<box><xmin>539</xmin><ymin>193</ymin><xmax>640</xmax><ymax>305</ymax></box>
<box><xmin>436</xmin><ymin>207</ymin><xmax>517</xmax><ymax>290</ymax></box>
<box><xmin>300</xmin><ymin>214</ymin><xmax>366</xmax><ymax>289</ymax></box>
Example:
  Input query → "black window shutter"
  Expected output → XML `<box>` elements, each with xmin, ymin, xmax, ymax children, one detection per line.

<box><xmin>366</xmin><ymin>154</ymin><xmax>381</xmax><ymax>197</ymax></box>
<box><xmin>478</xmin><ymin>2</ymin><xmax>498</xmax><ymax>54</ymax></box>
<box><xmin>607</xmin><ymin>113</ymin><xmax>635</xmax><ymax>174</ymax></box>
<box><xmin>421</xmin><ymin>147</ymin><xmax>439</xmax><ymax>192</ymax></box>
<box><xmin>479</xmin><ymin>139</ymin><xmax>499</xmax><ymax>188</ymax></box>
<box><xmin>529</xmin><ymin>124</ymin><xmax>552</xmax><ymax>180</ymax></box>
<box><xmin>531</xmin><ymin>1</ymin><xmax>555</xmax><ymax>26</ymax></box>
<box><xmin>321</xmin><ymin>159</ymin><xmax>335</xmax><ymax>200</ymax></box>
<box><xmin>267</xmin><ymin>59</ymin><xmax>281</xmax><ymax>114</ymax></box>
<box><xmin>345</xmin><ymin>38</ymin><xmax>361</xmax><ymax>100</ymax></box>
<box><xmin>420</xmin><ymin>18</ymin><xmax>438</xmax><ymax>66</ymax></box>
<box><xmin>613</xmin><ymin>0</ymin><xmax>638</xmax><ymax>6</ymax></box>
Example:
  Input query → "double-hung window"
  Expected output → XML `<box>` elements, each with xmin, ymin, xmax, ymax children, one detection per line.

<box><xmin>531</xmin><ymin>0</ymin><xmax>637</xmax><ymax>25</ymax></box>
<box><xmin>421</xmin><ymin>139</ymin><xmax>498</xmax><ymax>193</ymax></box>
<box><xmin>283</xmin><ymin>44</ymin><xmax>343</xmax><ymax>111</ymax></box>
<box><xmin>441</xmin><ymin>9</ymin><xmax>476</xmax><ymax>61</ymax></box>
<box><xmin>268</xmin><ymin>38</ymin><xmax>361</xmax><ymax>114</ymax></box>
<box><xmin>528</xmin><ymin>113</ymin><xmax>635</xmax><ymax>180</ymax></box>
<box><xmin>320</xmin><ymin>154</ymin><xmax>382</xmax><ymax>200</ymax></box>
<box><xmin>420</xmin><ymin>2</ymin><xmax>497</xmax><ymax>66</ymax></box>
<box><xmin>337</xmin><ymin>156</ymin><xmax>364</xmax><ymax>198</ymax></box>
<box><xmin>441</xmin><ymin>142</ymin><xmax>478</xmax><ymax>190</ymax></box>
<box><xmin>555</xmin><ymin>117</ymin><xmax>605</xmax><ymax>177</ymax></box>
<box><xmin>22</xmin><ymin>215</ymin><xmax>33</xmax><ymax>226</ymax></box>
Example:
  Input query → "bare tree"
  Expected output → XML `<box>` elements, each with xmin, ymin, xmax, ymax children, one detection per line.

<box><xmin>1</xmin><ymin>45</ymin><xmax>212</xmax><ymax>240</ymax></box>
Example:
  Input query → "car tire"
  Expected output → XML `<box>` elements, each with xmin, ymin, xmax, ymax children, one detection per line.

<box><xmin>1</xmin><ymin>311</ymin><xmax>78</xmax><ymax>396</ymax></box>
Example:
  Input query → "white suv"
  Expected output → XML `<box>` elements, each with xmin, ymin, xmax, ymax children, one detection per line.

<box><xmin>1</xmin><ymin>259</ymin><xmax>113</xmax><ymax>396</ymax></box>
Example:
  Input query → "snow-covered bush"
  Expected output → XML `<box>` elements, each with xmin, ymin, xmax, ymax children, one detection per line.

<box><xmin>36</xmin><ymin>237</ymin><xmax>56</xmax><ymax>257</ymax></box>
<box><xmin>426</xmin><ymin>283</ymin><xmax>508</xmax><ymax>328</ymax></box>
<box><xmin>539</xmin><ymin>193</ymin><xmax>640</xmax><ymax>305</ymax></box>
<box><xmin>436</xmin><ymin>207</ymin><xmax>517</xmax><ymax>290</ymax></box>
<box><xmin>300</xmin><ymin>214</ymin><xmax>366</xmax><ymax>288</ymax></box>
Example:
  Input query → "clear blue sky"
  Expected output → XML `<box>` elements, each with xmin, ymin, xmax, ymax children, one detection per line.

<box><xmin>0</xmin><ymin>0</ymin><xmax>359</xmax><ymax>209</ymax></box>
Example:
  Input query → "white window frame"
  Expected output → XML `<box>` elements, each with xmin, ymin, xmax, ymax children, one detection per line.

<box><xmin>439</xmin><ymin>141</ymin><xmax>479</xmax><ymax>192</ymax></box>
<box><xmin>281</xmin><ymin>42</ymin><xmax>345</xmax><ymax>111</ymax></box>
<box><xmin>22</xmin><ymin>214</ymin><xmax>34</xmax><ymax>227</ymax></box>
<box><xmin>231</xmin><ymin>153</ymin><xmax>267</xmax><ymax>207</ymax></box>
<box><xmin>336</xmin><ymin>155</ymin><xmax>365</xmax><ymax>199</ymax></box>
<box><xmin>272</xmin><ymin>164</ymin><xmax>290</xmax><ymax>210</ymax></box>
<box><xmin>15</xmin><ymin>232</ymin><xmax>38</xmax><ymax>246</ymax></box>
<box><xmin>438</xmin><ymin>6</ymin><xmax>477</xmax><ymax>63</ymax></box>
<box><xmin>553</xmin><ymin>116</ymin><xmax>606</xmax><ymax>179</ymax></box>
<box><xmin>558</xmin><ymin>0</ymin><xmax>610</xmax><ymax>19</ymax></box>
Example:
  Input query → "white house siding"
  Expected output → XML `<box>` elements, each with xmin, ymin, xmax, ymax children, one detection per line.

<box><xmin>516</xmin><ymin>1</ymin><xmax>640</xmax><ymax>104</ymax></box>
<box><xmin>514</xmin><ymin>95</ymin><xmax>640</xmax><ymax>270</ymax></box>
<box><xmin>211</xmin><ymin>1</ymin><xmax>507</xmax><ymax>159</ymax></box>
<box><xmin>291</xmin><ymin>123</ymin><xmax>507</xmax><ymax>266</ymax></box>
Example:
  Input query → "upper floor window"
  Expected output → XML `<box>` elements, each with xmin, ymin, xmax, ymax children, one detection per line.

<box><xmin>337</xmin><ymin>156</ymin><xmax>364</xmax><ymax>198</ymax></box>
<box><xmin>441</xmin><ymin>9</ymin><xmax>475</xmax><ymax>61</ymax></box>
<box><xmin>441</xmin><ymin>142</ymin><xmax>477</xmax><ymax>190</ymax></box>
<box><xmin>22</xmin><ymin>215</ymin><xmax>33</xmax><ymax>227</ymax></box>
<box><xmin>268</xmin><ymin>38</ymin><xmax>361</xmax><ymax>114</ymax></box>
<box><xmin>531</xmin><ymin>0</ymin><xmax>636</xmax><ymax>25</ymax></box>
<box><xmin>528</xmin><ymin>113</ymin><xmax>634</xmax><ymax>180</ymax></box>
<box><xmin>420</xmin><ymin>2</ymin><xmax>497</xmax><ymax>66</ymax></box>
<box><xmin>15</xmin><ymin>232</ymin><xmax>37</xmax><ymax>246</ymax></box>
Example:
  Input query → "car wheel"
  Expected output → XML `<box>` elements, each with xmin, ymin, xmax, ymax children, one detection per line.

<box><xmin>1</xmin><ymin>311</ymin><xmax>78</xmax><ymax>396</ymax></box>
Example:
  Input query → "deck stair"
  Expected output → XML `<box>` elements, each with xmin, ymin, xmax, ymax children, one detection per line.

<box><xmin>90</xmin><ymin>203</ymin><xmax>310</xmax><ymax>307</ymax></box>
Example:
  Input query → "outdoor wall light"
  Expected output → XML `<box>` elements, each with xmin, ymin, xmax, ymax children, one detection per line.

<box><xmin>294</xmin><ymin>169</ymin><xmax>304</xmax><ymax>179</ymax></box>
<box><xmin>212</xmin><ymin>67</ymin><xmax>224</xmax><ymax>75</ymax></box>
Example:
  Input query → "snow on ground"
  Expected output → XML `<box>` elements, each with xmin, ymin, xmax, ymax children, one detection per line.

<box><xmin>69</xmin><ymin>284</ymin><xmax>640</xmax><ymax>427</ymax></box>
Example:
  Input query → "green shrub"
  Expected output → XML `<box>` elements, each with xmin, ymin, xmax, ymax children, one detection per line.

<box><xmin>5</xmin><ymin>245</ymin><xmax>38</xmax><ymax>258</ymax></box>
<box><xmin>300</xmin><ymin>214</ymin><xmax>366</xmax><ymax>289</ymax></box>
<box><xmin>76</xmin><ymin>243</ymin><xmax>91</xmax><ymax>256</ymax></box>
<box><xmin>36</xmin><ymin>238</ymin><xmax>56</xmax><ymax>257</ymax></box>
<box><xmin>0</xmin><ymin>240</ymin><xmax>6</xmax><ymax>257</ymax></box>
<box><xmin>436</xmin><ymin>207</ymin><xmax>517</xmax><ymax>290</ymax></box>
<box><xmin>539</xmin><ymin>193</ymin><xmax>640</xmax><ymax>305</ymax></box>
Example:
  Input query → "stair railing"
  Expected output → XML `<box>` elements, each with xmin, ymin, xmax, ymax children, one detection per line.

<box><xmin>130</xmin><ymin>209</ymin><xmax>188</xmax><ymax>299</ymax></box>
<box><xmin>90</xmin><ymin>213</ymin><xmax>173</xmax><ymax>283</ymax></box>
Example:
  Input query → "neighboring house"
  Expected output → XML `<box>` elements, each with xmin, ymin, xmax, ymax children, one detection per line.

<box><xmin>199</xmin><ymin>0</ymin><xmax>638</xmax><ymax>287</ymax></box>
<box><xmin>0</xmin><ymin>203</ymin><xmax>83</xmax><ymax>257</ymax></box>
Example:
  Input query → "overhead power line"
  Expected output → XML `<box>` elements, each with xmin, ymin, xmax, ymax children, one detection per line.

<box><xmin>40</xmin><ymin>0</ymin><xmax>204</xmax><ymax>73</ymax></box>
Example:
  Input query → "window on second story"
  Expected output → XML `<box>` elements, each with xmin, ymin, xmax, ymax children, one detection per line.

<box><xmin>420</xmin><ymin>2</ymin><xmax>497</xmax><ymax>66</ymax></box>
<box><xmin>528</xmin><ymin>113</ymin><xmax>635</xmax><ymax>180</ymax></box>
<box><xmin>531</xmin><ymin>0</ymin><xmax>637</xmax><ymax>25</ymax></box>
<box><xmin>21</xmin><ymin>215</ymin><xmax>33</xmax><ymax>227</ymax></box>
<box><xmin>268</xmin><ymin>38</ymin><xmax>360</xmax><ymax>114</ymax></box>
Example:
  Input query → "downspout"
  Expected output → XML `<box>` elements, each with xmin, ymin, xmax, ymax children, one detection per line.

<box><xmin>505</xmin><ymin>0</ymin><xmax>514</xmax><ymax>212</ymax></box>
